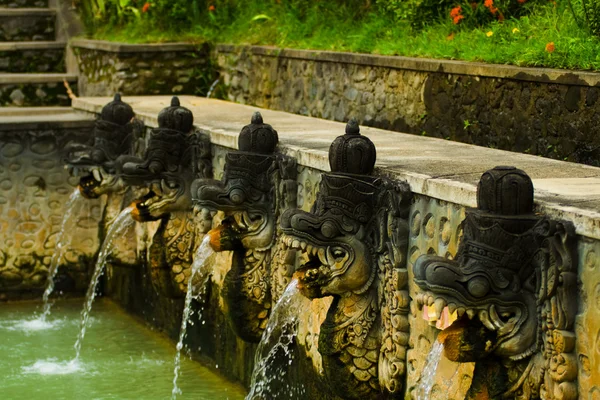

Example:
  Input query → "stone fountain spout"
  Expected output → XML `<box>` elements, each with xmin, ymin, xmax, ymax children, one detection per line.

<box><xmin>414</xmin><ymin>166</ymin><xmax>579</xmax><ymax>400</ymax></box>
<box><xmin>64</xmin><ymin>93</ymin><xmax>145</xmax><ymax>199</ymax></box>
<box><xmin>280</xmin><ymin>119</ymin><xmax>412</xmax><ymax>399</ymax></box>
<box><xmin>192</xmin><ymin>111</ymin><xmax>297</xmax><ymax>343</ymax></box>
<box><xmin>120</xmin><ymin>96</ymin><xmax>212</xmax><ymax>222</ymax></box>
<box><xmin>116</xmin><ymin>96</ymin><xmax>213</xmax><ymax>298</ymax></box>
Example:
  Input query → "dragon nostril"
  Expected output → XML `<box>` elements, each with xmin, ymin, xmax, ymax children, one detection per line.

<box><xmin>230</xmin><ymin>188</ymin><xmax>245</xmax><ymax>204</ymax></box>
<box><xmin>321</xmin><ymin>221</ymin><xmax>337</xmax><ymax>238</ymax></box>
<box><xmin>468</xmin><ymin>277</ymin><xmax>490</xmax><ymax>298</ymax></box>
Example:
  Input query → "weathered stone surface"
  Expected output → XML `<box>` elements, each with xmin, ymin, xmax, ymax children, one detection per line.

<box><xmin>0</xmin><ymin>44</ymin><xmax>65</xmax><ymax>73</ymax></box>
<box><xmin>0</xmin><ymin>77</ymin><xmax>75</xmax><ymax>106</ymax></box>
<box><xmin>216</xmin><ymin>45</ymin><xmax>600</xmax><ymax>166</ymax></box>
<box><xmin>0</xmin><ymin>0</ymin><xmax>47</xmax><ymax>6</ymax></box>
<box><xmin>72</xmin><ymin>40</ymin><xmax>214</xmax><ymax>97</ymax></box>
<box><xmin>0</xmin><ymin>11</ymin><xmax>55</xmax><ymax>41</ymax></box>
<box><xmin>0</xmin><ymin>119</ymin><xmax>102</xmax><ymax>299</ymax></box>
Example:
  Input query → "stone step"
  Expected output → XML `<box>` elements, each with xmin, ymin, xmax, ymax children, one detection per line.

<box><xmin>0</xmin><ymin>8</ymin><xmax>55</xmax><ymax>41</ymax></box>
<box><xmin>0</xmin><ymin>73</ymin><xmax>76</xmax><ymax>106</ymax></box>
<box><xmin>0</xmin><ymin>0</ymin><xmax>47</xmax><ymax>7</ymax></box>
<box><xmin>0</xmin><ymin>107</ymin><xmax>94</xmax><ymax>130</ymax></box>
<box><xmin>0</xmin><ymin>41</ymin><xmax>65</xmax><ymax>72</ymax></box>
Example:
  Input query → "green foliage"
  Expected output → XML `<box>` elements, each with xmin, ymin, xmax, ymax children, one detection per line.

<box><xmin>569</xmin><ymin>0</ymin><xmax>600</xmax><ymax>36</ymax></box>
<box><xmin>76</xmin><ymin>0</ymin><xmax>600</xmax><ymax>71</ymax></box>
<box><xmin>376</xmin><ymin>0</ymin><xmax>455</xmax><ymax>29</ymax></box>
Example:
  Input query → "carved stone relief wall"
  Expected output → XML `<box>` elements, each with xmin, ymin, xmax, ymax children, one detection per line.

<box><xmin>576</xmin><ymin>237</ymin><xmax>600</xmax><ymax>399</ymax></box>
<box><xmin>0</xmin><ymin>126</ymin><xmax>103</xmax><ymax>299</ymax></box>
<box><xmin>406</xmin><ymin>194</ymin><xmax>472</xmax><ymax>399</ymax></box>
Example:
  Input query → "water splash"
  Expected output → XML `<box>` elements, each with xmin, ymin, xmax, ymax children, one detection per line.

<box><xmin>3</xmin><ymin>317</ymin><xmax>64</xmax><ymax>333</ymax></box>
<box><xmin>41</xmin><ymin>189</ymin><xmax>83</xmax><ymax>319</ymax></box>
<box><xmin>245</xmin><ymin>279</ymin><xmax>307</xmax><ymax>400</ymax></box>
<box><xmin>74</xmin><ymin>207</ymin><xmax>135</xmax><ymax>360</ymax></box>
<box><xmin>416</xmin><ymin>340</ymin><xmax>444</xmax><ymax>400</ymax></box>
<box><xmin>22</xmin><ymin>358</ymin><xmax>84</xmax><ymax>375</ymax></box>
<box><xmin>206</xmin><ymin>79</ymin><xmax>220</xmax><ymax>99</ymax></box>
<box><xmin>171</xmin><ymin>236</ymin><xmax>214</xmax><ymax>399</ymax></box>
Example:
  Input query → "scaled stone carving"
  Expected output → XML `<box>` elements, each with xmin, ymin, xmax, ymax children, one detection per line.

<box><xmin>122</xmin><ymin>96</ymin><xmax>212</xmax><ymax>222</ymax></box>
<box><xmin>192</xmin><ymin>112</ymin><xmax>297</xmax><ymax>342</ymax></box>
<box><xmin>414</xmin><ymin>166</ymin><xmax>578</xmax><ymax>399</ymax></box>
<box><xmin>65</xmin><ymin>93</ymin><xmax>145</xmax><ymax>199</ymax></box>
<box><xmin>120</xmin><ymin>96</ymin><xmax>213</xmax><ymax>297</ymax></box>
<box><xmin>280</xmin><ymin>120</ymin><xmax>412</xmax><ymax>399</ymax></box>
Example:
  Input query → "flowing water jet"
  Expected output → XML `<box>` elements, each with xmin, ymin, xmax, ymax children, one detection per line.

<box><xmin>73</xmin><ymin>206</ymin><xmax>135</xmax><ymax>360</ymax></box>
<box><xmin>171</xmin><ymin>236</ymin><xmax>215</xmax><ymax>400</ymax></box>
<box><xmin>206</xmin><ymin>79</ymin><xmax>220</xmax><ymax>99</ymax></box>
<box><xmin>41</xmin><ymin>189</ymin><xmax>84</xmax><ymax>320</ymax></box>
<box><xmin>245</xmin><ymin>279</ymin><xmax>307</xmax><ymax>400</ymax></box>
<box><xmin>416</xmin><ymin>340</ymin><xmax>444</xmax><ymax>400</ymax></box>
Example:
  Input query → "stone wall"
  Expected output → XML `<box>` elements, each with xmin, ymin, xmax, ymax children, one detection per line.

<box><xmin>215</xmin><ymin>45</ymin><xmax>600</xmax><ymax>166</ymax></box>
<box><xmin>0</xmin><ymin>11</ymin><xmax>55</xmax><ymax>41</ymax></box>
<box><xmin>0</xmin><ymin>77</ymin><xmax>76</xmax><ymax>107</ymax></box>
<box><xmin>0</xmin><ymin>46</ymin><xmax>65</xmax><ymax>73</ymax></box>
<box><xmin>0</xmin><ymin>0</ymin><xmax>47</xmax><ymax>6</ymax></box>
<box><xmin>0</xmin><ymin>120</ymin><xmax>103</xmax><ymax>300</ymax></box>
<box><xmin>71</xmin><ymin>40</ymin><xmax>215</xmax><ymax>97</ymax></box>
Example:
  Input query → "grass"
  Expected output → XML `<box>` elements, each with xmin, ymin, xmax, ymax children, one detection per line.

<box><xmin>87</xmin><ymin>1</ymin><xmax>600</xmax><ymax>71</ymax></box>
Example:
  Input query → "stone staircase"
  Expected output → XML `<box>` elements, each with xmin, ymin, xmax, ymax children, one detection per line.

<box><xmin>0</xmin><ymin>0</ymin><xmax>76</xmax><ymax>107</ymax></box>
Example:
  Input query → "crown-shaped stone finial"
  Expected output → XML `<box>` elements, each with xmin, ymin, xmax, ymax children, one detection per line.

<box><xmin>100</xmin><ymin>93</ymin><xmax>134</xmax><ymax>126</ymax></box>
<box><xmin>477</xmin><ymin>166</ymin><xmax>534</xmax><ymax>215</ymax></box>
<box><xmin>328</xmin><ymin>118</ymin><xmax>376</xmax><ymax>175</ymax></box>
<box><xmin>157</xmin><ymin>96</ymin><xmax>194</xmax><ymax>133</ymax></box>
<box><xmin>238</xmin><ymin>111</ymin><xmax>278</xmax><ymax>154</ymax></box>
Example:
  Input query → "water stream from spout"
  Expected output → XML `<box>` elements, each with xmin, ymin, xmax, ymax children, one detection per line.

<box><xmin>416</xmin><ymin>339</ymin><xmax>444</xmax><ymax>400</ymax></box>
<box><xmin>40</xmin><ymin>190</ymin><xmax>83</xmax><ymax>320</ymax></box>
<box><xmin>206</xmin><ymin>79</ymin><xmax>220</xmax><ymax>99</ymax></box>
<box><xmin>245</xmin><ymin>279</ymin><xmax>307</xmax><ymax>400</ymax></box>
<box><xmin>73</xmin><ymin>206</ymin><xmax>135</xmax><ymax>360</ymax></box>
<box><xmin>171</xmin><ymin>236</ymin><xmax>214</xmax><ymax>400</ymax></box>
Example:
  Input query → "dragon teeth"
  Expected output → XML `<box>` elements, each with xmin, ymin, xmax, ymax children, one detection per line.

<box><xmin>300</xmin><ymin>241</ymin><xmax>307</xmax><ymax>250</ymax></box>
<box><xmin>466</xmin><ymin>309</ymin><xmax>476</xmax><ymax>320</ymax></box>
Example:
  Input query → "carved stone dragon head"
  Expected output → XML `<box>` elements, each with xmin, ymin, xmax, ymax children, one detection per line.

<box><xmin>281</xmin><ymin>119</ymin><xmax>379</xmax><ymax>299</ymax></box>
<box><xmin>190</xmin><ymin>112</ymin><xmax>285</xmax><ymax>342</ymax></box>
<box><xmin>64</xmin><ymin>94</ymin><xmax>144</xmax><ymax>198</ymax></box>
<box><xmin>120</xmin><ymin>97</ymin><xmax>212</xmax><ymax>222</ymax></box>
<box><xmin>414</xmin><ymin>166</ymin><xmax>578</xmax><ymax>399</ymax></box>
<box><xmin>193</xmin><ymin>112</ymin><xmax>280</xmax><ymax>252</ymax></box>
<box><xmin>280</xmin><ymin>120</ymin><xmax>412</xmax><ymax>399</ymax></box>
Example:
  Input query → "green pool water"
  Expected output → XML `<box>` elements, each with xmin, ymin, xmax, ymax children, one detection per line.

<box><xmin>0</xmin><ymin>299</ymin><xmax>246</xmax><ymax>400</ymax></box>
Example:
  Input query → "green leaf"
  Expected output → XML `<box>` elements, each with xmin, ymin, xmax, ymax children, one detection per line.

<box><xmin>251</xmin><ymin>14</ymin><xmax>272</xmax><ymax>22</ymax></box>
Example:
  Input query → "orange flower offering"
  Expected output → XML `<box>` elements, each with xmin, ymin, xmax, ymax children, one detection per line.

<box><xmin>142</xmin><ymin>2</ymin><xmax>150</xmax><ymax>12</ymax></box>
<box><xmin>484</xmin><ymin>0</ymin><xmax>499</xmax><ymax>15</ymax></box>
<box><xmin>545</xmin><ymin>42</ymin><xmax>555</xmax><ymax>53</ymax></box>
<box><xmin>209</xmin><ymin>4</ymin><xmax>215</xmax><ymax>11</ymax></box>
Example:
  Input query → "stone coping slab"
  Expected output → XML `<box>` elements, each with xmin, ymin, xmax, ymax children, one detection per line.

<box><xmin>0</xmin><ymin>73</ymin><xmax>76</xmax><ymax>84</ymax></box>
<box><xmin>72</xmin><ymin>95</ymin><xmax>600</xmax><ymax>240</ymax></box>
<box><xmin>217</xmin><ymin>44</ymin><xmax>600</xmax><ymax>87</ymax></box>
<box><xmin>0</xmin><ymin>107</ymin><xmax>94</xmax><ymax>130</ymax></box>
<box><xmin>70</xmin><ymin>39</ymin><xmax>204</xmax><ymax>53</ymax></box>
<box><xmin>0</xmin><ymin>41</ymin><xmax>65</xmax><ymax>51</ymax></box>
<box><xmin>0</xmin><ymin>7</ymin><xmax>54</xmax><ymax>15</ymax></box>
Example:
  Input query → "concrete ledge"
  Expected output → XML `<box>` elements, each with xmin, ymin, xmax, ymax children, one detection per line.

<box><xmin>217</xmin><ymin>44</ymin><xmax>600</xmax><ymax>87</ymax></box>
<box><xmin>70</xmin><ymin>38</ymin><xmax>204</xmax><ymax>53</ymax></box>
<box><xmin>0</xmin><ymin>7</ymin><xmax>54</xmax><ymax>15</ymax></box>
<box><xmin>0</xmin><ymin>107</ymin><xmax>94</xmax><ymax>130</ymax></box>
<box><xmin>0</xmin><ymin>41</ymin><xmax>65</xmax><ymax>51</ymax></box>
<box><xmin>0</xmin><ymin>73</ymin><xmax>76</xmax><ymax>84</ymax></box>
<box><xmin>72</xmin><ymin>95</ymin><xmax>600</xmax><ymax>240</ymax></box>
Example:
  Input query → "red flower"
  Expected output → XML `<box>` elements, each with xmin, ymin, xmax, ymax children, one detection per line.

<box><xmin>545</xmin><ymin>42</ymin><xmax>555</xmax><ymax>53</ymax></box>
<box><xmin>484</xmin><ymin>0</ymin><xmax>498</xmax><ymax>15</ymax></box>
<box><xmin>208</xmin><ymin>4</ymin><xmax>215</xmax><ymax>11</ymax></box>
<box><xmin>450</xmin><ymin>6</ymin><xmax>464</xmax><ymax>24</ymax></box>
<box><xmin>142</xmin><ymin>2</ymin><xmax>150</xmax><ymax>12</ymax></box>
